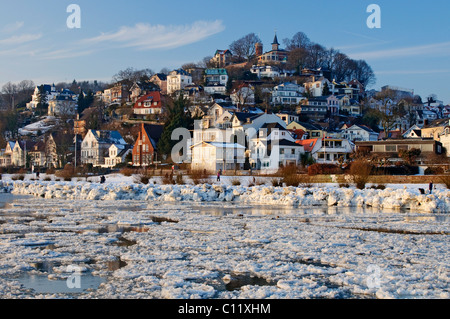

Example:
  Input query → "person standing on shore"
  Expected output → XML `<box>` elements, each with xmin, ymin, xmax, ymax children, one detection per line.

<box><xmin>429</xmin><ymin>181</ymin><xmax>433</xmax><ymax>194</ymax></box>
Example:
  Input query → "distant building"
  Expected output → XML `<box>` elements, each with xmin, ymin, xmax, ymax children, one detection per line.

<box><xmin>47</xmin><ymin>89</ymin><xmax>78</xmax><ymax>116</ymax></box>
<box><xmin>271</xmin><ymin>82</ymin><xmax>305</xmax><ymax>106</ymax></box>
<box><xmin>210</xmin><ymin>49</ymin><xmax>233</xmax><ymax>68</ymax></box>
<box><xmin>26</xmin><ymin>84</ymin><xmax>58</xmax><ymax>110</ymax></box>
<box><xmin>149</xmin><ymin>73</ymin><xmax>168</xmax><ymax>94</ymax></box>
<box><xmin>381</xmin><ymin>85</ymin><xmax>414</xmax><ymax>99</ymax></box>
<box><xmin>167</xmin><ymin>69</ymin><xmax>192</xmax><ymax>94</ymax></box>
<box><xmin>256</xmin><ymin>33</ymin><xmax>288</xmax><ymax>65</ymax></box>
<box><xmin>81</xmin><ymin>129</ymin><xmax>128</xmax><ymax>166</ymax></box>
<box><xmin>204</xmin><ymin>68</ymin><xmax>228</xmax><ymax>95</ymax></box>
<box><xmin>190</xmin><ymin>141</ymin><xmax>245</xmax><ymax>172</ymax></box>
<box><xmin>133</xmin><ymin>92</ymin><xmax>163</xmax><ymax>116</ymax></box>
<box><xmin>132</xmin><ymin>123</ymin><xmax>163</xmax><ymax>166</ymax></box>
<box><xmin>355</xmin><ymin>139</ymin><xmax>443</xmax><ymax>164</ymax></box>
<box><xmin>339</xmin><ymin>124</ymin><xmax>379</xmax><ymax>142</ymax></box>
<box><xmin>103</xmin><ymin>144</ymin><xmax>132</xmax><ymax>168</ymax></box>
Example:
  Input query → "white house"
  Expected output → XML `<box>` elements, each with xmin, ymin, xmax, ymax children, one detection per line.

<box><xmin>340</xmin><ymin>124</ymin><xmax>379</xmax><ymax>142</ymax></box>
<box><xmin>439</xmin><ymin>124</ymin><xmax>450</xmax><ymax>157</ymax></box>
<box><xmin>250</xmin><ymin>65</ymin><xmax>281</xmax><ymax>79</ymax></box>
<box><xmin>249</xmin><ymin>122</ymin><xmax>304</xmax><ymax>171</ymax></box>
<box><xmin>48</xmin><ymin>89</ymin><xmax>78</xmax><ymax>117</ymax></box>
<box><xmin>271</xmin><ymin>82</ymin><xmax>305</xmax><ymax>106</ymax></box>
<box><xmin>103</xmin><ymin>144</ymin><xmax>132</xmax><ymax>168</ymax></box>
<box><xmin>167</xmin><ymin>69</ymin><xmax>192</xmax><ymax>94</ymax></box>
<box><xmin>190</xmin><ymin>141</ymin><xmax>245</xmax><ymax>172</ymax></box>
<box><xmin>304</xmin><ymin>77</ymin><xmax>331</xmax><ymax>97</ymax></box>
<box><xmin>81</xmin><ymin>129</ymin><xmax>128</xmax><ymax>167</ymax></box>
<box><xmin>26</xmin><ymin>84</ymin><xmax>58</xmax><ymax>110</ymax></box>
<box><xmin>305</xmin><ymin>137</ymin><xmax>354</xmax><ymax>164</ymax></box>
<box><xmin>230</xmin><ymin>84</ymin><xmax>255</xmax><ymax>106</ymax></box>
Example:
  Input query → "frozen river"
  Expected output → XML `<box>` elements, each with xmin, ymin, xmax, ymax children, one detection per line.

<box><xmin>0</xmin><ymin>193</ymin><xmax>448</xmax><ymax>299</ymax></box>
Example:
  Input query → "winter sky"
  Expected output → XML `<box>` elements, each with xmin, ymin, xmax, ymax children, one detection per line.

<box><xmin>1</xmin><ymin>0</ymin><xmax>449</xmax><ymax>103</ymax></box>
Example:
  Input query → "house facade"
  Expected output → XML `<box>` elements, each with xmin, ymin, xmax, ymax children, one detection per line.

<box><xmin>256</xmin><ymin>34</ymin><xmax>288</xmax><ymax>65</ymax></box>
<box><xmin>149</xmin><ymin>73</ymin><xmax>168</xmax><ymax>94</ymax></box>
<box><xmin>28</xmin><ymin>134</ymin><xmax>58</xmax><ymax>168</ymax></box>
<box><xmin>210</xmin><ymin>49</ymin><xmax>232</xmax><ymax>68</ymax></box>
<box><xmin>26</xmin><ymin>84</ymin><xmax>59</xmax><ymax>110</ymax></box>
<box><xmin>271</xmin><ymin>82</ymin><xmax>305</xmax><ymax>106</ymax></box>
<box><xmin>81</xmin><ymin>129</ymin><xmax>128</xmax><ymax>166</ymax></box>
<box><xmin>131</xmin><ymin>123</ymin><xmax>163</xmax><ymax>167</ymax></box>
<box><xmin>249</xmin><ymin>123</ymin><xmax>304</xmax><ymax>170</ymax></box>
<box><xmin>133</xmin><ymin>92</ymin><xmax>163</xmax><ymax>116</ymax></box>
<box><xmin>167</xmin><ymin>69</ymin><xmax>192</xmax><ymax>94</ymax></box>
<box><xmin>204</xmin><ymin>68</ymin><xmax>228</xmax><ymax>95</ymax></box>
<box><xmin>297</xmin><ymin>137</ymin><xmax>353</xmax><ymax>164</ymax></box>
<box><xmin>104</xmin><ymin>144</ymin><xmax>132</xmax><ymax>168</ymax></box>
<box><xmin>48</xmin><ymin>91</ymin><xmax>77</xmax><ymax>117</ymax></box>
<box><xmin>190</xmin><ymin>141</ymin><xmax>245</xmax><ymax>172</ymax></box>
<box><xmin>340</xmin><ymin>124</ymin><xmax>379</xmax><ymax>142</ymax></box>
<box><xmin>355</xmin><ymin>139</ymin><xmax>443</xmax><ymax>164</ymax></box>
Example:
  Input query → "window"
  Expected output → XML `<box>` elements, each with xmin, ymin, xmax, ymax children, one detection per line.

<box><xmin>385</xmin><ymin>145</ymin><xmax>396</xmax><ymax>152</ymax></box>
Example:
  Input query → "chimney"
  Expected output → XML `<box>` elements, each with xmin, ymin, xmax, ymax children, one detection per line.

<box><xmin>255</xmin><ymin>42</ymin><xmax>263</xmax><ymax>57</ymax></box>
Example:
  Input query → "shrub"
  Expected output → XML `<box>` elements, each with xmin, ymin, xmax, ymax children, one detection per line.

<box><xmin>134</xmin><ymin>171</ymin><xmax>153</xmax><ymax>184</ymax></box>
<box><xmin>120</xmin><ymin>167</ymin><xmax>135</xmax><ymax>177</ymax></box>
<box><xmin>278</xmin><ymin>165</ymin><xmax>312</xmax><ymax>187</ymax></box>
<box><xmin>336</xmin><ymin>175</ymin><xmax>350</xmax><ymax>188</ymax></box>
<box><xmin>230</xmin><ymin>178</ymin><xmax>241</xmax><ymax>186</ymax></box>
<box><xmin>175</xmin><ymin>173</ymin><xmax>184</xmax><ymax>185</ymax></box>
<box><xmin>11</xmin><ymin>174</ymin><xmax>25</xmax><ymax>181</ymax></box>
<box><xmin>271</xmin><ymin>178</ymin><xmax>282</xmax><ymax>187</ymax></box>
<box><xmin>162</xmin><ymin>173</ymin><xmax>175</xmax><ymax>185</ymax></box>
<box><xmin>424</xmin><ymin>166</ymin><xmax>444</xmax><ymax>175</ymax></box>
<box><xmin>307</xmin><ymin>163</ymin><xmax>341</xmax><ymax>175</ymax></box>
<box><xmin>349</xmin><ymin>160</ymin><xmax>373</xmax><ymax>190</ymax></box>
<box><xmin>439</xmin><ymin>174</ymin><xmax>450</xmax><ymax>189</ymax></box>
<box><xmin>189</xmin><ymin>169</ymin><xmax>211</xmax><ymax>185</ymax></box>
<box><xmin>55</xmin><ymin>164</ymin><xmax>75</xmax><ymax>181</ymax></box>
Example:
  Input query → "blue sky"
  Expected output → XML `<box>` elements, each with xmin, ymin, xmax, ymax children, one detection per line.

<box><xmin>1</xmin><ymin>0</ymin><xmax>450</xmax><ymax>104</ymax></box>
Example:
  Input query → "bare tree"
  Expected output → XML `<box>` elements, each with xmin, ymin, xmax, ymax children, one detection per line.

<box><xmin>283</xmin><ymin>32</ymin><xmax>311</xmax><ymax>50</ymax></box>
<box><xmin>229</xmin><ymin>33</ymin><xmax>262</xmax><ymax>61</ymax></box>
<box><xmin>286</xmin><ymin>48</ymin><xmax>309</xmax><ymax>74</ymax></box>
<box><xmin>2</xmin><ymin>82</ymin><xmax>17</xmax><ymax>109</ymax></box>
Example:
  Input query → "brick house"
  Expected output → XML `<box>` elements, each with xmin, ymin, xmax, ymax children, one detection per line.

<box><xmin>132</xmin><ymin>123</ymin><xmax>164</xmax><ymax>166</ymax></box>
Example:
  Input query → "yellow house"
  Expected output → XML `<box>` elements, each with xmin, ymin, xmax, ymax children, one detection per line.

<box><xmin>287</xmin><ymin>121</ymin><xmax>325</xmax><ymax>139</ymax></box>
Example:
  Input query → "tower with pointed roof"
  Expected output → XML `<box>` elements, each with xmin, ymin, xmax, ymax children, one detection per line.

<box><xmin>272</xmin><ymin>32</ymin><xmax>280</xmax><ymax>51</ymax></box>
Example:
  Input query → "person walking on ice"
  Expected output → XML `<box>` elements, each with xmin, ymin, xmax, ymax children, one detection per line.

<box><xmin>217</xmin><ymin>169</ymin><xmax>222</xmax><ymax>182</ymax></box>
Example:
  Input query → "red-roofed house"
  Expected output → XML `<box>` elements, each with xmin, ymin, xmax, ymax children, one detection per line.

<box><xmin>297</xmin><ymin>137</ymin><xmax>353</xmax><ymax>164</ymax></box>
<box><xmin>133</xmin><ymin>92</ymin><xmax>163</xmax><ymax>116</ymax></box>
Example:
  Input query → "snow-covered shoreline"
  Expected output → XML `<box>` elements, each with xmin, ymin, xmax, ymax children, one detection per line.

<box><xmin>2</xmin><ymin>175</ymin><xmax>449</xmax><ymax>213</ymax></box>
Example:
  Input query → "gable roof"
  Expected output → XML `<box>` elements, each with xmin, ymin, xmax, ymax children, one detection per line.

<box><xmin>296</xmin><ymin>138</ymin><xmax>319</xmax><ymax>152</ymax></box>
<box><xmin>91</xmin><ymin>130</ymin><xmax>127</xmax><ymax>145</ymax></box>
<box><xmin>134</xmin><ymin>92</ymin><xmax>162</xmax><ymax>109</ymax></box>
<box><xmin>143</xmin><ymin>124</ymin><xmax>164</xmax><ymax>147</ymax></box>
<box><xmin>233</xmin><ymin>112</ymin><xmax>259</xmax><ymax>123</ymax></box>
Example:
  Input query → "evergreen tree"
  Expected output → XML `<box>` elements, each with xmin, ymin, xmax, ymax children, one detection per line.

<box><xmin>157</xmin><ymin>95</ymin><xmax>192</xmax><ymax>159</ymax></box>
<box><xmin>36</xmin><ymin>85</ymin><xmax>48</xmax><ymax>116</ymax></box>
<box><xmin>322</xmin><ymin>82</ymin><xmax>331</xmax><ymax>96</ymax></box>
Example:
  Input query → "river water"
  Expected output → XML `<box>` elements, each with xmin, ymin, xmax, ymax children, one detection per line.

<box><xmin>0</xmin><ymin>193</ymin><xmax>448</xmax><ymax>299</ymax></box>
